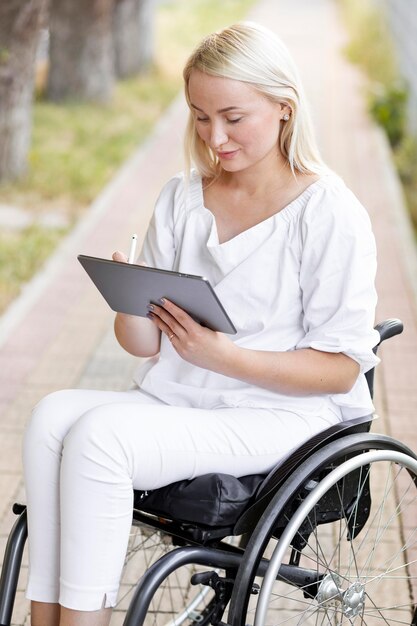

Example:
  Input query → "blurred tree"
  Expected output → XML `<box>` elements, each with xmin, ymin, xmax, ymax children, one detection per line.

<box><xmin>113</xmin><ymin>0</ymin><xmax>155</xmax><ymax>79</ymax></box>
<box><xmin>47</xmin><ymin>0</ymin><xmax>115</xmax><ymax>103</ymax></box>
<box><xmin>0</xmin><ymin>0</ymin><xmax>48</xmax><ymax>181</ymax></box>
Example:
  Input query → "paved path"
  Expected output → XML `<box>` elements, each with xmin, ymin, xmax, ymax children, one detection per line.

<box><xmin>1</xmin><ymin>0</ymin><xmax>416</xmax><ymax>623</ymax></box>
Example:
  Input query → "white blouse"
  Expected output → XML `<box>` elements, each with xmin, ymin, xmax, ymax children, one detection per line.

<box><xmin>134</xmin><ymin>170</ymin><xmax>380</xmax><ymax>420</ymax></box>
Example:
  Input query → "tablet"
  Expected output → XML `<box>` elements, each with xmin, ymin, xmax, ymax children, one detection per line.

<box><xmin>78</xmin><ymin>255</ymin><xmax>236</xmax><ymax>334</ymax></box>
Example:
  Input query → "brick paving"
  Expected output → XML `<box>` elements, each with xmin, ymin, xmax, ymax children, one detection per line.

<box><xmin>1</xmin><ymin>0</ymin><xmax>416</xmax><ymax>623</ymax></box>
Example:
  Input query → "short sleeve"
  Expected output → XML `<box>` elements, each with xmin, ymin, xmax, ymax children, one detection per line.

<box><xmin>296</xmin><ymin>180</ymin><xmax>380</xmax><ymax>374</ymax></box>
<box><xmin>137</xmin><ymin>174</ymin><xmax>184</xmax><ymax>270</ymax></box>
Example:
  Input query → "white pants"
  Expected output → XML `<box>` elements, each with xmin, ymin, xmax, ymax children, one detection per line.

<box><xmin>22</xmin><ymin>387</ymin><xmax>342</xmax><ymax>610</ymax></box>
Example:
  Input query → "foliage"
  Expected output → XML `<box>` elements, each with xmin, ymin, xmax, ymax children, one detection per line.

<box><xmin>337</xmin><ymin>0</ymin><xmax>408</xmax><ymax>147</ymax></box>
<box><xmin>337</xmin><ymin>0</ymin><xmax>417</xmax><ymax>231</ymax></box>
<box><xmin>369</xmin><ymin>83</ymin><xmax>408</xmax><ymax>148</ymax></box>
<box><xmin>395</xmin><ymin>136</ymin><xmax>417</xmax><ymax>184</ymax></box>
<box><xmin>394</xmin><ymin>136</ymin><xmax>417</xmax><ymax>226</ymax></box>
<box><xmin>339</xmin><ymin>0</ymin><xmax>397</xmax><ymax>85</ymax></box>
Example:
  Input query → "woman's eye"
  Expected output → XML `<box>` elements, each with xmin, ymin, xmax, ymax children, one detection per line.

<box><xmin>227</xmin><ymin>118</ymin><xmax>242</xmax><ymax>124</ymax></box>
<box><xmin>196</xmin><ymin>117</ymin><xmax>209</xmax><ymax>123</ymax></box>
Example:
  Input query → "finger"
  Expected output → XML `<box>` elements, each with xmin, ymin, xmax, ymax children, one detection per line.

<box><xmin>147</xmin><ymin>312</ymin><xmax>177</xmax><ymax>343</ymax></box>
<box><xmin>159</xmin><ymin>298</ymin><xmax>195</xmax><ymax>329</ymax></box>
<box><xmin>148</xmin><ymin>303</ymin><xmax>184</xmax><ymax>328</ymax></box>
<box><xmin>148</xmin><ymin>304</ymin><xmax>186</xmax><ymax>339</ymax></box>
<box><xmin>113</xmin><ymin>251</ymin><xmax>128</xmax><ymax>262</ymax></box>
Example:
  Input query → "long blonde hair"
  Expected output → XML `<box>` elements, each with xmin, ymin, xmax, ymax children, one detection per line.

<box><xmin>183</xmin><ymin>22</ymin><xmax>328</xmax><ymax>179</ymax></box>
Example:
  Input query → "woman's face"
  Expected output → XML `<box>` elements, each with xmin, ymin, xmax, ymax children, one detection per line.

<box><xmin>187</xmin><ymin>70</ymin><xmax>289</xmax><ymax>173</ymax></box>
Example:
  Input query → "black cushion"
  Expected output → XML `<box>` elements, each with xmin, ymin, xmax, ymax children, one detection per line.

<box><xmin>133</xmin><ymin>416</ymin><xmax>373</xmax><ymax>532</ymax></box>
<box><xmin>134</xmin><ymin>473</ymin><xmax>265</xmax><ymax>527</ymax></box>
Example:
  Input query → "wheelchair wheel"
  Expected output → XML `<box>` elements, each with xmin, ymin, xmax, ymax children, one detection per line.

<box><xmin>113</xmin><ymin>515</ymin><xmax>219</xmax><ymax>626</ymax></box>
<box><xmin>229</xmin><ymin>434</ymin><xmax>417</xmax><ymax>626</ymax></box>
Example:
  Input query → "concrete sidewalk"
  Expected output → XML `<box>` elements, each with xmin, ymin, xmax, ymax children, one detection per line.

<box><xmin>1</xmin><ymin>0</ymin><xmax>417</xmax><ymax>623</ymax></box>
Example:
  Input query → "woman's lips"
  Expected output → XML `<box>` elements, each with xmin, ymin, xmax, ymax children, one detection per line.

<box><xmin>217</xmin><ymin>149</ymin><xmax>239</xmax><ymax>160</ymax></box>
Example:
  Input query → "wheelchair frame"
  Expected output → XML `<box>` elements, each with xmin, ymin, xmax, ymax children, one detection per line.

<box><xmin>1</xmin><ymin>318</ymin><xmax>414</xmax><ymax>626</ymax></box>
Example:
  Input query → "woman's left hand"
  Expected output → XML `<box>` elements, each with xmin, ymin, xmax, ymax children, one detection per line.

<box><xmin>147</xmin><ymin>298</ymin><xmax>238</xmax><ymax>373</ymax></box>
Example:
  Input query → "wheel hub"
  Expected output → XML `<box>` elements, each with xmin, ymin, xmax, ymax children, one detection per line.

<box><xmin>343</xmin><ymin>582</ymin><xmax>365</xmax><ymax>618</ymax></box>
<box><xmin>317</xmin><ymin>575</ymin><xmax>365</xmax><ymax>619</ymax></box>
<box><xmin>316</xmin><ymin>573</ymin><xmax>344</xmax><ymax>606</ymax></box>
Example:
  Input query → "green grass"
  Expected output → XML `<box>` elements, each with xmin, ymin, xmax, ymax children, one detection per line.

<box><xmin>0</xmin><ymin>0</ymin><xmax>255</xmax><ymax>314</ymax></box>
<box><xmin>28</xmin><ymin>71</ymin><xmax>177</xmax><ymax>208</ymax></box>
<box><xmin>0</xmin><ymin>225</ymin><xmax>67</xmax><ymax>312</ymax></box>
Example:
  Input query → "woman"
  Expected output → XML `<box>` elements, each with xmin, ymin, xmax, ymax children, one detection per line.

<box><xmin>23</xmin><ymin>22</ymin><xmax>379</xmax><ymax>626</ymax></box>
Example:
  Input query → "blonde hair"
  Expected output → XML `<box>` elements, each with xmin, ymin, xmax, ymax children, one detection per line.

<box><xmin>183</xmin><ymin>22</ymin><xmax>328</xmax><ymax>179</ymax></box>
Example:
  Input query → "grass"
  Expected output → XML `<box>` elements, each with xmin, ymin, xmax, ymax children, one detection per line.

<box><xmin>0</xmin><ymin>0</ymin><xmax>255</xmax><ymax>314</ymax></box>
<box><xmin>337</xmin><ymin>0</ymin><xmax>417</xmax><ymax>231</ymax></box>
<box><xmin>5</xmin><ymin>70</ymin><xmax>178</xmax><ymax>213</ymax></box>
<box><xmin>0</xmin><ymin>225</ymin><xmax>66</xmax><ymax>313</ymax></box>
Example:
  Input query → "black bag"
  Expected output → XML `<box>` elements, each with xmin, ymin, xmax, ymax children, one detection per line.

<box><xmin>134</xmin><ymin>473</ymin><xmax>265</xmax><ymax>527</ymax></box>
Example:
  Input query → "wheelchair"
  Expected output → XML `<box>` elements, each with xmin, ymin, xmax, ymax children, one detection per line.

<box><xmin>1</xmin><ymin>318</ymin><xmax>416</xmax><ymax>626</ymax></box>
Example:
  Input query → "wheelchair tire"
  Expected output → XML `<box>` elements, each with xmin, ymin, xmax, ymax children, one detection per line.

<box><xmin>114</xmin><ymin>516</ymin><xmax>218</xmax><ymax>626</ymax></box>
<box><xmin>229</xmin><ymin>433</ymin><xmax>417</xmax><ymax>626</ymax></box>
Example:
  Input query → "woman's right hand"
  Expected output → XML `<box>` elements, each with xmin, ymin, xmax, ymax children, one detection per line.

<box><xmin>112</xmin><ymin>251</ymin><xmax>148</xmax><ymax>267</ymax></box>
<box><xmin>112</xmin><ymin>251</ymin><xmax>128</xmax><ymax>263</ymax></box>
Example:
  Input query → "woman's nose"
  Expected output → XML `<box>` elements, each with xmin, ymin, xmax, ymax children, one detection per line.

<box><xmin>209</xmin><ymin>123</ymin><xmax>228</xmax><ymax>149</ymax></box>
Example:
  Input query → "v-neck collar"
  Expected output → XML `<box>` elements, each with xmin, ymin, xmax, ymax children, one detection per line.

<box><xmin>195</xmin><ymin>173</ymin><xmax>327</xmax><ymax>246</ymax></box>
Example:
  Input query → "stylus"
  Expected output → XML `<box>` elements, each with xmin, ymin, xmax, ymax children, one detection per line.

<box><xmin>128</xmin><ymin>234</ymin><xmax>137</xmax><ymax>264</ymax></box>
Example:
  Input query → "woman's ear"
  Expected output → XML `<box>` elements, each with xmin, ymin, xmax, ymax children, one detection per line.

<box><xmin>279</xmin><ymin>102</ymin><xmax>292</xmax><ymax>121</ymax></box>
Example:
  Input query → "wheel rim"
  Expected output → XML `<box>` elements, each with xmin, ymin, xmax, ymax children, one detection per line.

<box><xmin>241</xmin><ymin>450</ymin><xmax>417</xmax><ymax>626</ymax></box>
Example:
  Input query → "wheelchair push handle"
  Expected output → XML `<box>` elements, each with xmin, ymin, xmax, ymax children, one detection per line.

<box><xmin>365</xmin><ymin>318</ymin><xmax>403</xmax><ymax>399</ymax></box>
<box><xmin>373</xmin><ymin>318</ymin><xmax>404</xmax><ymax>354</ymax></box>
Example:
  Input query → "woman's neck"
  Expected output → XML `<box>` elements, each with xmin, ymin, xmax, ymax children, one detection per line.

<box><xmin>218</xmin><ymin>154</ymin><xmax>295</xmax><ymax>198</ymax></box>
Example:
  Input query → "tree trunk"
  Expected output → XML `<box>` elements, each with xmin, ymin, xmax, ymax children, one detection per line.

<box><xmin>47</xmin><ymin>0</ymin><xmax>115</xmax><ymax>103</ymax></box>
<box><xmin>0</xmin><ymin>0</ymin><xmax>48</xmax><ymax>181</ymax></box>
<box><xmin>113</xmin><ymin>0</ymin><xmax>155</xmax><ymax>79</ymax></box>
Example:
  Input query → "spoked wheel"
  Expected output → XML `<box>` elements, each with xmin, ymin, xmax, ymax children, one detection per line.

<box><xmin>229</xmin><ymin>435</ymin><xmax>417</xmax><ymax>626</ymax></box>
<box><xmin>113</xmin><ymin>514</ymin><xmax>225</xmax><ymax>626</ymax></box>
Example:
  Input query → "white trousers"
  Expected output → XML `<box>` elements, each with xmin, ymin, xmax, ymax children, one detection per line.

<box><xmin>22</xmin><ymin>387</ymin><xmax>342</xmax><ymax>611</ymax></box>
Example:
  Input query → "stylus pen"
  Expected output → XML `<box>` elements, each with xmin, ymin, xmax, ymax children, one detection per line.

<box><xmin>128</xmin><ymin>233</ymin><xmax>137</xmax><ymax>264</ymax></box>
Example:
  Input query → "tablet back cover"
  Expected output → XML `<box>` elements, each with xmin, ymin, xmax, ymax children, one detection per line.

<box><xmin>78</xmin><ymin>255</ymin><xmax>236</xmax><ymax>334</ymax></box>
